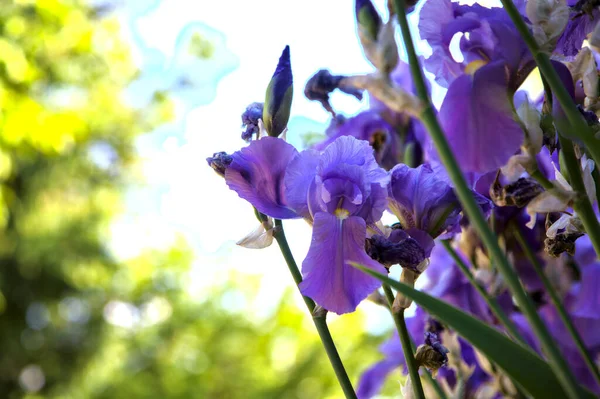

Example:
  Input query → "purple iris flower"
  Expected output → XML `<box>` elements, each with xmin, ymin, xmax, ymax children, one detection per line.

<box><xmin>285</xmin><ymin>136</ymin><xmax>390</xmax><ymax>314</ymax></box>
<box><xmin>419</xmin><ymin>0</ymin><xmax>532</xmax><ymax>173</ymax></box>
<box><xmin>387</xmin><ymin>164</ymin><xmax>492</xmax><ymax>256</ymax></box>
<box><xmin>313</xmin><ymin>110</ymin><xmax>399</xmax><ymax>170</ymax></box>
<box><xmin>224</xmin><ymin>136</ymin><xmax>300</xmax><ymax>219</ymax></box>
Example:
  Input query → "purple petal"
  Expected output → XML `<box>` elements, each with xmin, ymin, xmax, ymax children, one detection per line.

<box><xmin>299</xmin><ymin>212</ymin><xmax>386</xmax><ymax>314</ymax></box>
<box><xmin>388</xmin><ymin>164</ymin><xmax>461</xmax><ymax>237</ymax></box>
<box><xmin>438</xmin><ymin>61</ymin><xmax>523</xmax><ymax>173</ymax></box>
<box><xmin>356</xmin><ymin>359</ymin><xmax>398</xmax><ymax>399</ymax></box>
<box><xmin>556</xmin><ymin>10</ymin><xmax>599</xmax><ymax>57</ymax></box>
<box><xmin>225</xmin><ymin>137</ymin><xmax>299</xmax><ymax>219</ymax></box>
<box><xmin>317</xmin><ymin>136</ymin><xmax>389</xmax><ymax>223</ymax></box>
<box><xmin>314</xmin><ymin>111</ymin><xmax>399</xmax><ymax>170</ymax></box>
<box><xmin>284</xmin><ymin>149</ymin><xmax>320</xmax><ymax>219</ymax></box>
<box><xmin>572</xmin><ymin>263</ymin><xmax>600</xmax><ymax>319</ymax></box>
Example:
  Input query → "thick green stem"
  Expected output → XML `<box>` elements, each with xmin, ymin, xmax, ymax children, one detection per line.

<box><xmin>497</xmin><ymin>0</ymin><xmax>600</xmax><ymax>166</ymax></box>
<box><xmin>392</xmin><ymin>1</ymin><xmax>583</xmax><ymax>397</ymax></box>
<box><xmin>557</xmin><ymin>136</ymin><xmax>600</xmax><ymax>256</ymax></box>
<box><xmin>273</xmin><ymin>219</ymin><xmax>357</xmax><ymax>399</ymax></box>
<box><xmin>513</xmin><ymin>224</ymin><xmax>600</xmax><ymax>389</ymax></box>
<box><xmin>441</xmin><ymin>241</ymin><xmax>525</xmax><ymax>344</ymax></box>
<box><xmin>382</xmin><ymin>284</ymin><xmax>426</xmax><ymax>399</ymax></box>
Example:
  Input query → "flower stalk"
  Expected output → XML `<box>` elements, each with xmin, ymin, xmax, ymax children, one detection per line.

<box><xmin>273</xmin><ymin>219</ymin><xmax>358</xmax><ymax>399</ymax></box>
<box><xmin>391</xmin><ymin>0</ymin><xmax>583</xmax><ymax>397</ymax></box>
<box><xmin>382</xmin><ymin>283</ymin><xmax>426</xmax><ymax>399</ymax></box>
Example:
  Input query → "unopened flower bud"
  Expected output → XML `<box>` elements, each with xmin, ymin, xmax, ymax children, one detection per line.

<box><xmin>241</xmin><ymin>102</ymin><xmax>263</xmax><ymax>141</ymax></box>
<box><xmin>263</xmin><ymin>46</ymin><xmax>293</xmax><ymax>137</ymax></box>
<box><xmin>206</xmin><ymin>151</ymin><xmax>232</xmax><ymax>177</ymax></box>
<box><xmin>490</xmin><ymin>174</ymin><xmax>545</xmax><ymax>208</ymax></box>
<box><xmin>355</xmin><ymin>0</ymin><xmax>382</xmax><ymax>42</ymax></box>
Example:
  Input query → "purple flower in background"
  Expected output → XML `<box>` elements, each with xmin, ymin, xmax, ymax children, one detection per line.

<box><xmin>388</xmin><ymin>164</ymin><xmax>473</xmax><ymax>241</ymax></box>
<box><xmin>419</xmin><ymin>0</ymin><xmax>532</xmax><ymax>173</ymax></box>
<box><xmin>556</xmin><ymin>0</ymin><xmax>600</xmax><ymax>57</ymax></box>
<box><xmin>224</xmin><ymin>137</ymin><xmax>299</xmax><ymax>219</ymax></box>
<box><xmin>438</xmin><ymin>62</ymin><xmax>524</xmax><ymax>173</ymax></box>
<box><xmin>358</xmin><ymin>246</ymin><xmax>492</xmax><ymax>398</ymax></box>
<box><xmin>314</xmin><ymin>110</ymin><xmax>399</xmax><ymax>170</ymax></box>
<box><xmin>241</xmin><ymin>102</ymin><xmax>264</xmax><ymax>141</ymax></box>
<box><xmin>263</xmin><ymin>46</ymin><xmax>293</xmax><ymax>137</ymax></box>
<box><xmin>285</xmin><ymin>136</ymin><xmax>390</xmax><ymax>314</ymax></box>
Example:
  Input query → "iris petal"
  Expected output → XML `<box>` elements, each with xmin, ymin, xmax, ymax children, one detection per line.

<box><xmin>299</xmin><ymin>212</ymin><xmax>386</xmax><ymax>314</ymax></box>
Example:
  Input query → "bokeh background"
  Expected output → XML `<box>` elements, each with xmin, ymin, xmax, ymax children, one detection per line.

<box><xmin>0</xmin><ymin>0</ymin><xmax>423</xmax><ymax>398</ymax></box>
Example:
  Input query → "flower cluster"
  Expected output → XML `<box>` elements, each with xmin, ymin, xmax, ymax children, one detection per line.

<box><xmin>208</xmin><ymin>0</ymin><xmax>600</xmax><ymax>396</ymax></box>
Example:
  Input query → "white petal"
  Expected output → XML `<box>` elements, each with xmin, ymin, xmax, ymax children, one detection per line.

<box><xmin>546</xmin><ymin>213</ymin><xmax>571</xmax><ymax>238</ymax></box>
<box><xmin>236</xmin><ymin>223</ymin><xmax>274</xmax><ymax>249</ymax></box>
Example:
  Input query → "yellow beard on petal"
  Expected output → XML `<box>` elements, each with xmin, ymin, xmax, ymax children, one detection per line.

<box><xmin>335</xmin><ymin>208</ymin><xmax>350</xmax><ymax>220</ymax></box>
<box><xmin>465</xmin><ymin>59</ymin><xmax>488</xmax><ymax>75</ymax></box>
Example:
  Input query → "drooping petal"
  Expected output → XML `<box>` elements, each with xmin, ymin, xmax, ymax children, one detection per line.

<box><xmin>284</xmin><ymin>149</ymin><xmax>320</xmax><ymax>220</ymax></box>
<box><xmin>438</xmin><ymin>61</ymin><xmax>524</xmax><ymax>173</ymax></box>
<box><xmin>225</xmin><ymin>137</ymin><xmax>299</xmax><ymax>219</ymax></box>
<box><xmin>299</xmin><ymin>212</ymin><xmax>386</xmax><ymax>314</ymax></box>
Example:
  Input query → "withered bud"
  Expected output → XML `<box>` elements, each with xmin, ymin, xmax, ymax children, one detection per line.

<box><xmin>206</xmin><ymin>151</ymin><xmax>233</xmax><ymax>177</ymax></box>
<box><xmin>304</xmin><ymin>70</ymin><xmax>363</xmax><ymax>116</ymax></box>
<box><xmin>415</xmin><ymin>333</ymin><xmax>449</xmax><ymax>376</ymax></box>
<box><xmin>490</xmin><ymin>173</ymin><xmax>544</xmax><ymax>208</ymax></box>
<box><xmin>544</xmin><ymin>232</ymin><xmax>584</xmax><ymax>257</ymax></box>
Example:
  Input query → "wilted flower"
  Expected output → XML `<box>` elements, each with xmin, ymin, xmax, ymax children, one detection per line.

<box><xmin>241</xmin><ymin>102</ymin><xmax>264</xmax><ymax>141</ymax></box>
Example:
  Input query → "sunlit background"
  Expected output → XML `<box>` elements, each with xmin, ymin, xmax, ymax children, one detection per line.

<box><xmin>0</xmin><ymin>0</ymin><xmax>533</xmax><ymax>398</ymax></box>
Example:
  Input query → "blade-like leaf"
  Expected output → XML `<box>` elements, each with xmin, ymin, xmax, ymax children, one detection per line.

<box><xmin>352</xmin><ymin>263</ymin><xmax>595</xmax><ymax>398</ymax></box>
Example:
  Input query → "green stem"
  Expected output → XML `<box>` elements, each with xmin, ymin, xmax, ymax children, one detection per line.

<box><xmin>530</xmin><ymin>168</ymin><xmax>554</xmax><ymax>190</ymax></box>
<box><xmin>592</xmin><ymin>166</ymin><xmax>600</xmax><ymax>207</ymax></box>
<box><xmin>497</xmin><ymin>0</ymin><xmax>600</xmax><ymax>166</ymax></box>
<box><xmin>441</xmin><ymin>241</ymin><xmax>526</xmax><ymax>344</ymax></box>
<box><xmin>273</xmin><ymin>219</ymin><xmax>357</xmax><ymax>399</ymax></box>
<box><xmin>557</xmin><ymin>136</ymin><xmax>600</xmax><ymax>256</ymax></box>
<box><xmin>382</xmin><ymin>284</ymin><xmax>426</xmax><ymax>399</ymax></box>
<box><xmin>392</xmin><ymin>1</ymin><xmax>583</xmax><ymax>397</ymax></box>
<box><xmin>512</xmin><ymin>224</ymin><xmax>600</xmax><ymax>389</ymax></box>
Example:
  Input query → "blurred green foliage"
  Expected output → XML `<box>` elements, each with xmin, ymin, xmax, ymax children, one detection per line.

<box><xmin>0</xmin><ymin>1</ymin><xmax>396</xmax><ymax>398</ymax></box>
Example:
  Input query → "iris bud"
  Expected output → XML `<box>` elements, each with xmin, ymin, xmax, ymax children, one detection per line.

<box><xmin>355</xmin><ymin>0</ymin><xmax>382</xmax><ymax>42</ymax></box>
<box><xmin>263</xmin><ymin>46</ymin><xmax>293</xmax><ymax>137</ymax></box>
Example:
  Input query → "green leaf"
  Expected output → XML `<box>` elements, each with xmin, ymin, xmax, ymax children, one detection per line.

<box><xmin>351</xmin><ymin>263</ymin><xmax>596</xmax><ymax>399</ymax></box>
